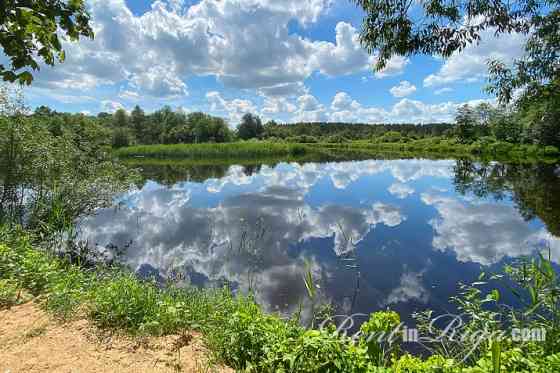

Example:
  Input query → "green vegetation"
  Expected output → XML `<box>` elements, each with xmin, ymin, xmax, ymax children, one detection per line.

<box><xmin>238</xmin><ymin>113</ymin><xmax>264</xmax><ymax>140</ymax></box>
<box><xmin>103</xmin><ymin>98</ymin><xmax>558</xmax><ymax>161</ymax></box>
<box><xmin>115</xmin><ymin>137</ymin><xmax>559</xmax><ymax>163</ymax></box>
<box><xmin>1</xmin><ymin>0</ymin><xmax>559</xmax><ymax>370</ymax></box>
<box><xmin>1</xmin><ymin>86</ymin><xmax>560</xmax><ymax>372</ymax></box>
<box><xmin>354</xmin><ymin>0</ymin><xmax>559</xmax><ymax>105</ymax></box>
<box><xmin>262</xmin><ymin>122</ymin><xmax>452</xmax><ymax>141</ymax></box>
<box><xmin>0</xmin><ymin>86</ymin><xmax>132</xmax><ymax>231</ymax></box>
<box><xmin>2</xmin><ymin>227</ymin><xmax>559</xmax><ymax>372</ymax></box>
<box><xmin>109</xmin><ymin>96</ymin><xmax>559</xmax><ymax>161</ymax></box>
<box><xmin>0</xmin><ymin>0</ymin><xmax>93</xmax><ymax>84</ymax></box>
<box><xmin>115</xmin><ymin>141</ymin><xmax>308</xmax><ymax>159</ymax></box>
<box><xmin>352</xmin><ymin>0</ymin><xmax>560</xmax><ymax>153</ymax></box>
<box><xmin>314</xmin><ymin>138</ymin><xmax>559</xmax><ymax>160</ymax></box>
<box><xmin>16</xmin><ymin>87</ymin><xmax>558</xmax><ymax>160</ymax></box>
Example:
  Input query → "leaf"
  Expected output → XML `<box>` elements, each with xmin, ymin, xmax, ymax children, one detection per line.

<box><xmin>528</xmin><ymin>286</ymin><xmax>538</xmax><ymax>305</ymax></box>
<box><xmin>18</xmin><ymin>71</ymin><xmax>33</xmax><ymax>85</ymax></box>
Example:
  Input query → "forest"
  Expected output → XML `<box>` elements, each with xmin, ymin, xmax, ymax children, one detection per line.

<box><xmin>28</xmin><ymin>94</ymin><xmax>560</xmax><ymax>153</ymax></box>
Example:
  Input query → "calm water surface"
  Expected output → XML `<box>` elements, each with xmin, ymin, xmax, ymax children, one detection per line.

<box><xmin>79</xmin><ymin>158</ymin><xmax>560</xmax><ymax>324</ymax></box>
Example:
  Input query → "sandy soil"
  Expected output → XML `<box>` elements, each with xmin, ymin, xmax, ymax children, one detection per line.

<box><xmin>0</xmin><ymin>302</ymin><xmax>232</xmax><ymax>373</ymax></box>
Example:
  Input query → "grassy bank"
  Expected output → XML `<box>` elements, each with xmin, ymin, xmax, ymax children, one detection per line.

<box><xmin>115</xmin><ymin>139</ymin><xmax>560</xmax><ymax>163</ymax></box>
<box><xmin>313</xmin><ymin>138</ymin><xmax>560</xmax><ymax>160</ymax></box>
<box><xmin>1</xmin><ymin>227</ymin><xmax>559</xmax><ymax>372</ymax></box>
<box><xmin>115</xmin><ymin>142</ymin><xmax>311</xmax><ymax>159</ymax></box>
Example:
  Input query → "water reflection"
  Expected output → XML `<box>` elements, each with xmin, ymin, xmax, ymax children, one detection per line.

<box><xmin>79</xmin><ymin>159</ymin><xmax>560</xmax><ymax>323</ymax></box>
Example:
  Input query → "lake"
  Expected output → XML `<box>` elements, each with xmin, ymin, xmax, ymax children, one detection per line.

<box><xmin>78</xmin><ymin>158</ymin><xmax>560</xmax><ymax>325</ymax></box>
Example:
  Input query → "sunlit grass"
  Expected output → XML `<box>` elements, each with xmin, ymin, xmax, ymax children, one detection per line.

<box><xmin>115</xmin><ymin>142</ymin><xmax>309</xmax><ymax>159</ymax></box>
<box><xmin>115</xmin><ymin>139</ymin><xmax>559</xmax><ymax>163</ymax></box>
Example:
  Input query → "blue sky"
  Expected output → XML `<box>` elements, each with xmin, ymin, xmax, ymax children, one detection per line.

<box><xmin>17</xmin><ymin>0</ymin><xmax>527</xmax><ymax>125</ymax></box>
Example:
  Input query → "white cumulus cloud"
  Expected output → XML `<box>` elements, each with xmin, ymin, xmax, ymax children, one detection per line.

<box><xmin>390</xmin><ymin>81</ymin><xmax>417</xmax><ymax>98</ymax></box>
<box><xmin>423</xmin><ymin>24</ymin><xmax>527</xmax><ymax>87</ymax></box>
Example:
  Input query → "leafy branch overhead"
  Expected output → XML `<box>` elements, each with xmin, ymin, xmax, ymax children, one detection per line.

<box><xmin>354</xmin><ymin>0</ymin><xmax>559</xmax><ymax>103</ymax></box>
<box><xmin>0</xmin><ymin>0</ymin><xmax>94</xmax><ymax>85</ymax></box>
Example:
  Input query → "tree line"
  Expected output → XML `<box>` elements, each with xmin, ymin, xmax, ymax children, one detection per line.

<box><xmin>455</xmin><ymin>94</ymin><xmax>560</xmax><ymax>147</ymax></box>
<box><xmin>27</xmin><ymin>99</ymin><xmax>560</xmax><ymax>149</ymax></box>
<box><xmin>31</xmin><ymin>105</ymin><xmax>458</xmax><ymax>148</ymax></box>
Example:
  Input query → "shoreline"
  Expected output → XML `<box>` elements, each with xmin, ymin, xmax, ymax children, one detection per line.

<box><xmin>114</xmin><ymin>140</ymin><xmax>560</xmax><ymax>163</ymax></box>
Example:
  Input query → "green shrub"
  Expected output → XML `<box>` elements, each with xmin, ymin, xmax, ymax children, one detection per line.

<box><xmin>0</xmin><ymin>279</ymin><xmax>21</xmax><ymax>309</ymax></box>
<box><xmin>490</xmin><ymin>141</ymin><xmax>514</xmax><ymax>154</ymax></box>
<box><xmin>112</xmin><ymin>127</ymin><xmax>134</xmax><ymax>148</ymax></box>
<box><xmin>375</xmin><ymin>131</ymin><xmax>403</xmax><ymax>143</ymax></box>
<box><xmin>544</xmin><ymin>145</ymin><xmax>559</xmax><ymax>156</ymax></box>
<box><xmin>115</xmin><ymin>142</ymin><xmax>311</xmax><ymax>159</ymax></box>
<box><xmin>523</xmin><ymin>144</ymin><xmax>540</xmax><ymax>155</ymax></box>
<box><xmin>289</xmin><ymin>144</ymin><xmax>307</xmax><ymax>156</ymax></box>
<box><xmin>325</xmin><ymin>135</ymin><xmax>350</xmax><ymax>143</ymax></box>
<box><xmin>359</xmin><ymin>311</ymin><xmax>401</xmax><ymax>366</ymax></box>
<box><xmin>393</xmin><ymin>354</ymin><xmax>456</xmax><ymax>372</ymax></box>
<box><xmin>265</xmin><ymin>329</ymin><xmax>373</xmax><ymax>372</ymax></box>
<box><xmin>45</xmin><ymin>265</ymin><xmax>92</xmax><ymax>319</ymax></box>
<box><xmin>478</xmin><ymin>136</ymin><xmax>497</xmax><ymax>146</ymax></box>
<box><xmin>286</xmin><ymin>135</ymin><xmax>319</xmax><ymax>143</ymax></box>
<box><xmin>87</xmin><ymin>273</ymin><xmax>163</xmax><ymax>332</ymax></box>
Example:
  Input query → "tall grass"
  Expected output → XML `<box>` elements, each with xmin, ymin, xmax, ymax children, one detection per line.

<box><xmin>310</xmin><ymin>139</ymin><xmax>560</xmax><ymax>161</ymax></box>
<box><xmin>115</xmin><ymin>142</ymin><xmax>309</xmax><ymax>159</ymax></box>
<box><xmin>115</xmin><ymin>140</ymin><xmax>559</xmax><ymax>164</ymax></box>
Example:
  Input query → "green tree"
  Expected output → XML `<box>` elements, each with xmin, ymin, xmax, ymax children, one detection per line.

<box><xmin>193</xmin><ymin>120</ymin><xmax>211</xmax><ymax>143</ymax></box>
<box><xmin>455</xmin><ymin>105</ymin><xmax>477</xmax><ymax>143</ymax></box>
<box><xmin>517</xmin><ymin>77</ymin><xmax>560</xmax><ymax>147</ymax></box>
<box><xmin>237</xmin><ymin>113</ymin><xmax>263</xmax><ymax>140</ymax></box>
<box><xmin>130</xmin><ymin>105</ymin><xmax>146</xmax><ymax>140</ymax></box>
<box><xmin>113</xmin><ymin>109</ymin><xmax>129</xmax><ymax>128</ymax></box>
<box><xmin>354</xmin><ymin>0</ymin><xmax>559</xmax><ymax>103</ymax></box>
<box><xmin>166</xmin><ymin>125</ymin><xmax>193</xmax><ymax>144</ymax></box>
<box><xmin>112</xmin><ymin>127</ymin><xmax>132</xmax><ymax>148</ymax></box>
<box><xmin>207</xmin><ymin>117</ymin><xmax>232</xmax><ymax>143</ymax></box>
<box><xmin>489</xmin><ymin>108</ymin><xmax>521</xmax><ymax>143</ymax></box>
<box><xmin>0</xmin><ymin>0</ymin><xmax>94</xmax><ymax>84</ymax></box>
<box><xmin>34</xmin><ymin>105</ymin><xmax>53</xmax><ymax>116</ymax></box>
<box><xmin>488</xmin><ymin>10</ymin><xmax>560</xmax><ymax>103</ymax></box>
<box><xmin>375</xmin><ymin>130</ymin><xmax>402</xmax><ymax>143</ymax></box>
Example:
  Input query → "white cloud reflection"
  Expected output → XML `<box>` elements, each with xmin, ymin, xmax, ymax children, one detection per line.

<box><xmin>422</xmin><ymin>191</ymin><xmax>560</xmax><ymax>265</ymax></box>
<box><xmin>79</xmin><ymin>159</ymin><xmax>560</xmax><ymax>319</ymax></box>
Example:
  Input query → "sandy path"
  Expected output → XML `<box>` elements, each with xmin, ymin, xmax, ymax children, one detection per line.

<box><xmin>0</xmin><ymin>302</ymin><xmax>231</xmax><ymax>373</ymax></box>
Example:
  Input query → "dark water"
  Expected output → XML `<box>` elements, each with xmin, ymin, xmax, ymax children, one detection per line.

<box><xmin>78</xmin><ymin>158</ymin><xmax>560</xmax><ymax>324</ymax></box>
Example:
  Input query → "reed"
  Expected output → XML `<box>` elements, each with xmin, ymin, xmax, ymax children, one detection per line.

<box><xmin>115</xmin><ymin>140</ymin><xmax>559</xmax><ymax>163</ymax></box>
<box><xmin>115</xmin><ymin>142</ymin><xmax>309</xmax><ymax>159</ymax></box>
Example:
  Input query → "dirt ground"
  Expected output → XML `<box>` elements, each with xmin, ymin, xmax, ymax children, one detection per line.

<box><xmin>0</xmin><ymin>302</ymin><xmax>232</xmax><ymax>373</ymax></box>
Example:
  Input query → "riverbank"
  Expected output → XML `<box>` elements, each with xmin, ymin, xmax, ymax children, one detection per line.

<box><xmin>115</xmin><ymin>139</ymin><xmax>560</xmax><ymax>163</ymax></box>
<box><xmin>1</xmin><ymin>228</ymin><xmax>559</xmax><ymax>372</ymax></box>
<box><xmin>114</xmin><ymin>142</ymin><xmax>309</xmax><ymax>159</ymax></box>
